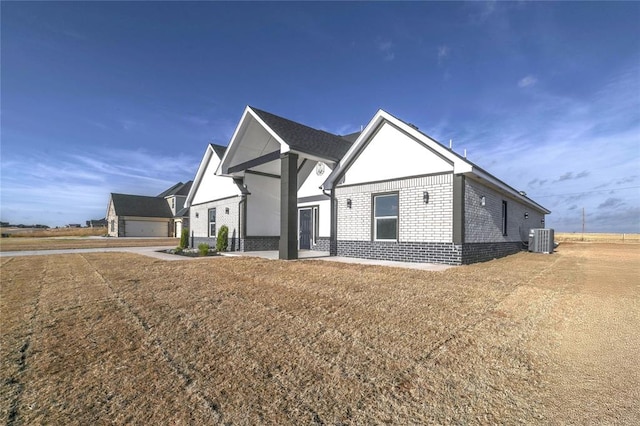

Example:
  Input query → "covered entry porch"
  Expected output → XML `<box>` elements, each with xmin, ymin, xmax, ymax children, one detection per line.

<box><xmin>218</xmin><ymin>106</ymin><xmax>352</xmax><ymax>259</ymax></box>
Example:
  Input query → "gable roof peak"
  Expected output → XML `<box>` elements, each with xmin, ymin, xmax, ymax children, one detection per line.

<box><xmin>247</xmin><ymin>106</ymin><xmax>354</xmax><ymax>162</ymax></box>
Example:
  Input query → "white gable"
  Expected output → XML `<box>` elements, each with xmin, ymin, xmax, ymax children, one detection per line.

<box><xmin>190</xmin><ymin>147</ymin><xmax>241</xmax><ymax>206</ymax></box>
<box><xmin>298</xmin><ymin>162</ymin><xmax>332</xmax><ymax>197</ymax></box>
<box><xmin>342</xmin><ymin>122</ymin><xmax>453</xmax><ymax>186</ymax></box>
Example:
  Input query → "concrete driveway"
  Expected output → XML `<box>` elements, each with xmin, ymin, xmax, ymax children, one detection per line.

<box><xmin>1</xmin><ymin>246</ymin><xmax>454</xmax><ymax>270</ymax></box>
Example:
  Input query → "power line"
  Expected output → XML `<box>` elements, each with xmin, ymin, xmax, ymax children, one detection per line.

<box><xmin>532</xmin><ymin>186</ymin><xmax>640</xmax><ymax>198</ymax></box>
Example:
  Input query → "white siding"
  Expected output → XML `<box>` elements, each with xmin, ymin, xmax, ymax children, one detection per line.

<box><xmin>299</xmin><ymin>162</ymin><xmax>332</xmax><ymax>198</ymax></box>
<box><xmin>343</xmin><ymin>122</ymin><xmax>453</xmax><ymax>186</ymax></box>
<box><xmin>297</xmin><ymin>198</ymin><xmax>331</xmax><ymax>238</ymax></box>
<box><xmin>191</xmin><ymin>153</ymin><xmax>241</xmax><ymax>206</ymax></box>
<box><xmin>245</xmin><ymin>173</ymin><xmax>280</xmax><ymax>236</ymax></box>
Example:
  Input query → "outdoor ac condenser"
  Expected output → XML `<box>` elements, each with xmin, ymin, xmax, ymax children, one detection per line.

<box><xmin>528</xmin><ymin>228</ymin><xmax>555</xmax><ymax>254</ymax></box>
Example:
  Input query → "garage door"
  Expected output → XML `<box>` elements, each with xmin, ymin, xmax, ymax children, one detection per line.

<box><xmin>124</xmin><ymin>220</ymin><xmax>168</xmax><ymax>237</ymax></box>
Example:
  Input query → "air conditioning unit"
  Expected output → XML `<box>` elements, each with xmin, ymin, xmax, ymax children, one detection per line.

<box><xmin>528</xmin><ymin>228</ymin><xmax>555</xmax><ymax>253</ymax></box>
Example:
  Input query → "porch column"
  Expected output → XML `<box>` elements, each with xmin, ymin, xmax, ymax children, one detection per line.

<box><xmin>279</xmin><ymin>152</ymin><xmax>298</xmax><ymax>260</ymax></box>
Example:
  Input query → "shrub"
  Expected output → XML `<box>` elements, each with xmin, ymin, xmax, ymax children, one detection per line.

<box><xmin>179</xmin><ymin>227</ymin><xmax>189</xmax><ymax>249</ymax></box>
<box><xmin>216</xmin><ymin>225</ymin><xmax>229</xmax><ymax>252</ymax></box>
<box><xmin>174</xmin><ymin>246</ymin><xmax>183</xmax><ymax>254</ymax></box>
<box><xmin>198</xmin><ymin>243</ymin><xmax>210</xmax><ymax>256</ymax></box>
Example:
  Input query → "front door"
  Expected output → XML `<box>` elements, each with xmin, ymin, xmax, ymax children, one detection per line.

<box><xmin>299</xmin><ymin>208</ymin><xmax>312</xmax><ymax>250</ymax></box>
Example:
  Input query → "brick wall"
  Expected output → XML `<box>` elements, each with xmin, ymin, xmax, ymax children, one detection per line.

<box><xmin>464</xmin><ymin>178</ymin><xmax>545</xmax><ymax>243</ymax></box>
<box><xmin>190</xmin><ymin>197</ymin><xmax>241</xmax><ymax>240</ymax></box>
<box><xmin>336</xmin><ymin>240</ymin><xmax>462</xmax><ymax>265</ymax></box>
<box><xmin>336</xmin><ymin>173</ymin><xmax>453</xmax><ymax>243</ymax></box>
<box><xmin>240</xmin><ymin>236</ymin><xmax>280</xmax><ymax>251</ymax></box>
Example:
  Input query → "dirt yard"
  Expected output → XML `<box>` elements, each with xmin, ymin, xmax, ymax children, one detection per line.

<box><xmin>0</xmin><ymin>237</ymin><xmax>179</xmax><ymax>252</ymax></box>
<box><xmin>1</xmin><ymin>244</ymin><xmax>638</xmax><ymax>424</ymax></box>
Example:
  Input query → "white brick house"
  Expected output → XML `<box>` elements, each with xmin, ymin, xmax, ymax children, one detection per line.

<box><xmin>323</xmin><ymin>110</ymin><xmax>549</xmax><ymax>264</ymax></box>
<box><xmin>186</xmin><ymin>106</ymin><xmax>549</xmax><ymax>264</ymax></box>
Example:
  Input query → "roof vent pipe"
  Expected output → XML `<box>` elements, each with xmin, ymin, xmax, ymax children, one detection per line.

<box><xmin>464</xmin><ymin>149</ymin><xmax>467</xmax><ymax>158</ymax></box>
<box><xmin>449</xmin><ymin>139</ymin><xmax>452</xmax><ymax>150</ymax></box>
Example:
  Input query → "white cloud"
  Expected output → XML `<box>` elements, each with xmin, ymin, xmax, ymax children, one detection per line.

<box><xmin>518</xmin><ymin>75</ymin><xmax>537</xmax><ymax>88</ymax></box>
<box><xmin>423</xmin><ymin>67</ymin><xmax>640</xmax><ymax>233</ymax></box>
<box><xmin>0</xmin><ymin>148</ymin><xmax>199</xmax><ymax>226</ymax></box>
<box><xmin>377</xmin><ymin>39</ymin><xmax>395</xmax><ymax>61</ymax></box>
<box><xmin>437</xmin><ymin>45</ymin><xmax>450</xmax><ymax>65</ymax></box>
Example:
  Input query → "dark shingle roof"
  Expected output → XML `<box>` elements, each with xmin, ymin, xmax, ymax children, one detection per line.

<box><xmin>175</xmin><ymin>206</ymin><xmax>189</xmax><ymax>218</ymax></box>
<box><xmin>211</xmin><ymin>144</ymin><xmax>227</xmax><ymax>159</ymax></box>
<box><xmin>110</xmin><ymin>193</ymin><xmax>173</xmax><ymax>218</ymax></box>
<box><xmin>341</xmin><ymin>131</ymin><xmax>361</xmax><ymax>143</ymax></box>
<box><xmin>250</xmin><ymin>107</ymin><xmax>354</xmax><ymax>162</ymax></box>
<box><xmin>157</xmin><ymin>181</ymin><xmax>193</xmax><ymax>198</ymax></box>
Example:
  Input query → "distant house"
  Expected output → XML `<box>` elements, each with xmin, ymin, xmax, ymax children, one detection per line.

<box><xmin>86</xmin><ymin>218</ymin><xmax>108</xmax><ymax>228</ymax></box>
<box><xmin>185</xmin><ymin>106</ymin><xmax>550</xmax><ymax>265</ymax></box>
<box><xmin>106</xmin><ymin>181</ymin><xmax>192</xmax><ymax>237</ymax></box>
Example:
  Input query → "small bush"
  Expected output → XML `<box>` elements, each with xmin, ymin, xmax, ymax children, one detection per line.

<box><xmin>174</xmin><ymin>246</ymin><xmax>183</xmax><ymax>254</ymax></box>
<box><xmin>179</xmin><ymin>227</ymin><xmax>189</xmax><ymax>249</ymax></box>
<box><xmin>198</xmin><ymin>243</ymin><xmax>210</xmax><ymax>256</ymax></box>
<box><xmin>216</xmin><ymin>225</ymin><xmax>229</xmax><ymax>252</ymax></box>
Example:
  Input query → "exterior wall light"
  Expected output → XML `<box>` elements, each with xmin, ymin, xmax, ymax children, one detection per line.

<box><xmin>524</xmin><ymin>212</ymin><xmax>529</xmax><ymax>219</ymax></box>
<box><xmin>195</xmin><ymin>212</ymin><xmax>199</xmax><ymax>218</ymax></box>
<box><xmin>423</xmin><ymin>191</ymin><xmax>429</xmax><ymax>204</ymax></box>
<box><xmin>347</xmin><ymin>199</ymin><xmax>352</xmax><ymax>209</ymax></box>
<box><xmin>541</xmin><ymin>218</ymin><xmax>545</xmax><ymax>226</ymax></box>
<box><xmin>480</xmin><ymin>196</ymin><xmax>486</xmax><ymax>206</ymax></box>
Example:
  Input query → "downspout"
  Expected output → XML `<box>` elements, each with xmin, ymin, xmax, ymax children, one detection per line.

<box><xmin>238</xmin><ymin>195</ymin><xmax>245</xmax><ymax>252</ymax></box>
<box><xmin>323</xmin><ymin>188</ymin><xmax>337</xmax><ymax>257</ymax></box>
<box><xmin>234</xmin><ymin>177</ymin><xmax>250</xmax><ymax>252</ymax></box>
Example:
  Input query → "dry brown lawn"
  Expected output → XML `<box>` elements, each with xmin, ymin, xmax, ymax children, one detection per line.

<box><xmin>0</xmin><ymin>237</ymin><xmax>179</xmax><ymax>252</ymax></box>
<box><xmin>0</xmin><ymin>227</ymin><xmax>107</xmax><ymax>238</ymax></box>
<box><xmin>1</xmin><ymin>244</ymin><xmax>638</xmax><ymax>424</ymax></box>
<box><xmin>556</xmin><ymin>232</ymin><xmax>640</xmax><ymax>243</ymax></box>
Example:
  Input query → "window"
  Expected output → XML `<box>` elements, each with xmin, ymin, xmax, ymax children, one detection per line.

<box><xmin>373</xmin><ymin>193</ymin><xmax>398</xmax><ymax>241</ymax></box>
<box><xmin>208</xmin><ymin>208</ymin><xmax>216</xmax><ymax>237</ymax></box>
<box><xmin>171</xmin><ymin>198</ymin><xmax>175</xmax><ymax>208</ymax></box>
<box><xmin>502</xmin><ymin>200</ymin><xmax>508</xmax><ymax>236</ymax></box>
<box><xmin>110</xmin><ymin>220</ymin><xmax>115</xmax><ymax>232</ymax></box>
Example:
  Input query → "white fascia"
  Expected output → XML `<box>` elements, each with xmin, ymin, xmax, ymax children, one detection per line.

<box><xmin>218</xmin><ymin>106</ymin><xmax>290</xmax><ymax>176</ymax></box>
<box><xmin>469</xmin><ymin>168</ymin><xmax>551</xmax><ymax>214</ymax></box>
<box><xmin>185</xmin><ymin>144</ymin><xmax>214</xmax><ymax>208</ymax></box>
<box><xmin>322</xmin><ymin>109</ymin><xmax>473</xmax><ymax>189</ymax></box>
<box><xmin>217</xmin><ymin>107</ymin><xmax>252</xmax><ymax>176</ymax></box>
<box><xmin>247</xmin><ymin>107</ymin><xmax>290</xmax><ymax>153</ymax></box>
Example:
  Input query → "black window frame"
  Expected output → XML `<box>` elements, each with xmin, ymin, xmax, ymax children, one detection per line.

<box><xmin>502</xmin><ymin>200</ymin><xmax>508</xmax><ymax>236</ymax></box>
<box><xmin>208</xmin><ymin>208</ymin><xmax>216</xmax><ymax>238</ymax></box>
<box><xmin>372</xmin><ymin>192</ymin><xmax>399</xmax><ymax>242</ymax></box>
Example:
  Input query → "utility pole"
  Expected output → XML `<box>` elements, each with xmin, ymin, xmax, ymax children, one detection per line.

<box><xmin>582</xmin><ymin>207</ymin><xmax>585</xmax><ymax>241</ymax></box>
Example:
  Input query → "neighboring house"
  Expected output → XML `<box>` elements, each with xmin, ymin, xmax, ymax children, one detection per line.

<box><xmin>157</xmin><ymin>181</ymin><xmax>193</xmax><ymax>237</ymax></box>
<box><xmin>186</xmin><ymin>106</ymin><xmax>550</xmax><ymax>264</ymax></box>
<box><xmin>106</xmin><ymin>181</ymin><xmax>193</xmax><ymax>237</ymax></box>
<box><xmin>86</xmin><ymin>218</ymin><xmax>108</xmax><ymax>228</ymax></box>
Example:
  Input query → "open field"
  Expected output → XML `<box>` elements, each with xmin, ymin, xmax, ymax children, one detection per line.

<box><xmin>0</xmin><ymin>237</ymin><xmax>179</xmax><ymax>252</ymax></box>
<box><xmin>556</xmin><ymin>232</ymin><xmax>640</xmax><ymax>243</ymax></box>
<box><xmin>1</xmin><ymin>244</ymin><xmax>638</xmax><ymax>424</ymax></box>
<box><xmin>0</xmin><ymin>227</ymin><xmax>107</xmax><ymax>238</ymax></box>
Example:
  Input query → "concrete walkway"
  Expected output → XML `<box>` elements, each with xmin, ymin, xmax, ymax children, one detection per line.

<box><xmin>223</xmin><ymin>250</ymin><xmax>454</xmax><ymax>271</ymax></box>
<box><xmin>1</xmin><ymin>247</ymin><xmax>455</xmax><ymax>271</ymax></box>
<box><xmin>0</xmin><ymin>246</ymin><xmax>190</xmax><ymax>261</ymax></box>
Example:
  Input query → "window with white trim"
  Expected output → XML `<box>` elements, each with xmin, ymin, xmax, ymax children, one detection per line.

<box><xmin>373</xmin><ymin>193</ymin><xmax>399</xmax><ymax>241</ymax></box>
<box><xmin>208</xmin><ymin>208</ymin><xmax>216</xmax><ymax>238</ymax></box>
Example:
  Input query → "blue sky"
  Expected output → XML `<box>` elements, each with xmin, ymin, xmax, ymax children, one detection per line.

<box><xmin>1</xmin><ymin>1</ymin><xmax>639</xmax><ymax>232</ymax></box>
